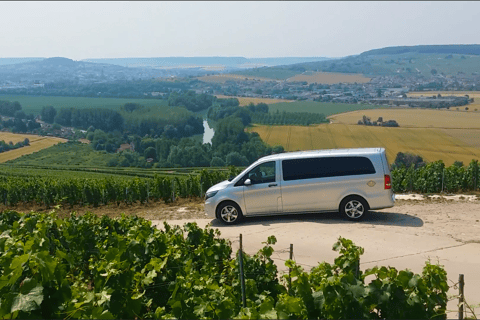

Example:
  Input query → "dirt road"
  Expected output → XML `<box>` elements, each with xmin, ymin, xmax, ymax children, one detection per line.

<box><xmin>150</xmin><ymin>197</ymin><xmax>480</xmax><ymax>317</ymax></box>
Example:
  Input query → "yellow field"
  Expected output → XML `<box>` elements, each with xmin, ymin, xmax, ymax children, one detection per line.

<box><xmin>247</xmin><ymin>123</ymin><xmax>480</xmax><ymax>166</ymax></box>
<box><xmin>329</xmin><ymin>108</ymin><xmax>480</xmax><ymax>129</ymax></box>
<box><xmin>287</xmin><ymin>72</ymin><xmax>371</xmax><ymax>84</ymax></box>
<box><xmin>0</xmin><ymin>132</ymin><xmax>66</xmax><ymax>162</ymax></box>
<box><xmin>408</xmin><ymin>91</ymin><xmax>480</xmax><ymax>112</ymax></box>
<box><xmin>198</xmin><ymin>74</ymin><xmax>273</xmax><ymax>83</ymax></box>
<box><xmin>215</xmin><ymin>95</ymin><xmax>293</xmax><ymax>106</ymax></box>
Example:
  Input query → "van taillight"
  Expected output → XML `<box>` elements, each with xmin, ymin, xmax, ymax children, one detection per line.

<box><xmin>384</xmin><ymin>175</ymin><xmax>391</xmax><ymax>189</ymax></box>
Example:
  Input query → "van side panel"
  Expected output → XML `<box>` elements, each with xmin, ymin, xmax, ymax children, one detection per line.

<box><xmin>281</xmin><ymin>154</ymin><xmax>387</xmax><ymax>212</ymax></box>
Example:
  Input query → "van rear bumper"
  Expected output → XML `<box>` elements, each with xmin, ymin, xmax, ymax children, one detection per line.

<box><xmin>369</xmin><ymin>192</ymin><xmax>395</xmax><ymax>210</ymax></box>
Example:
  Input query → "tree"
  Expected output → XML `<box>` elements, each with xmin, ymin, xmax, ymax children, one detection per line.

<box><xmin>144</xmin><ymin>147</ymin><xmax>157</xmax><ymax>161</ymax></box>
<box><xmin>41</xmin><ymin>106</ymin><xmax>57</xmax><ymax>123</ymax></box>
<box><xmin>123</xmin><ymin>103</ymin><xmax>142</xmax><ymax>112</ymax></box>
<box><xmin>392</xmin><ymin>152</ymin><xmax>426</xmax><ymax>169</ymax></box>
<box><xmin>210</xmin><ymin>156</ymin><xmax>225</xmax><ymax>167</ymax></box>
<box><xmin>272</xmin><ymin>145</ymin><xmax>284</xmax><ymax>154</ymax></box>
<box><xmin>225</xmin><ymin>151</ymin><xmax>249</xmax><ymax>166</ymax></box>
<box><xmin>453</xmin><ymin>161</ymin><xmax>464</xmax><ymax>167</ymax></box>
<box><xmin>14</xmin><ymin>110</ymin><xmax>27</xmax><ymax>119</ymax></box>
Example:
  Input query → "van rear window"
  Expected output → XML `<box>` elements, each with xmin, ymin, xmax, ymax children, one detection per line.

<box><xmin>282</xmin><ymin>156</ymin><xmax>376</xmax><ymax>181</ymax></box>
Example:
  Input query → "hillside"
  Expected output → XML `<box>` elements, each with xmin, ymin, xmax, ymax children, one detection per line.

<box><xmin>0</xmin><ymin>57</ymin><xmax>169</xmax><ymax>84</ymax></box>
<box><xmin>82</xmin><ymin>56</ymin><xmax>330</xmax><ymax>70</ymax></box>
<box><xmin>237</xmin><ymin>44</ymin><xmax>480</xmax><ymax>78</ymax></box>
<box><xmin>360</xmin><ymin>44</ymin><xmax>480</xmax><ymax>56</ymax></box>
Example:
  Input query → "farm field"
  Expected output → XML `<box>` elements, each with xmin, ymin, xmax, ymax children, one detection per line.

<box><xmin>268</xmin><ymin>101</ymin><xmax>386</xmax><ymax>117</ymax></box>
<box><xmin>228</xmin><ymin>67</ymin><xmax>299</xmax><ymax>80</ymax></box>
<box><xmin>408</xmin><ymin>91</ymin><xmax>480</xmax><ymax>111</ymax></box>
<box><xmin>0</xmin><ymin>132</ymin><xmax>65</xmax><ymax>162</ymax></box>
<box><xmin>286</xmin><ymin>71</ymin><xmax>371</xmax><ymax>84</ymax></box>
<box><xmin>329</xmin><ymin>107</ymin><xmax>480</xmax><ymax>128</ymax></box>
<box><xmin>247</xmin><ymin>123</ymin><xmax>480</xmax><ymax>166</ymax></box>
<box><xmin>0</xmin><ymin>95</ymin><xmax>170</xmax><ymax>114</ymax></box>
<box><xmin>215</xmin><ymin>94</ymin><xmax>293</xmax><ymax>106</ymax></box>
<box><xmin>198</xmin><ymin>74</ymin><xmax>274</xmax><ymax>83</ymax></box>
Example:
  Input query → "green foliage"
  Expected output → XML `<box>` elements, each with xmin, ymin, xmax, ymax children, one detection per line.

<box><xmin>208</xmin><ymin>102</ymin><xmax>327</xmax><ymax>126</ymax></box>
<box><xmin>0</xmin><ymin>139</ymin><xmax>30</xmax><ymax>154</ymax></box>
<box><xmin>392</xmin><ymin>159</ymin><xmax>480</xmax><ymax>193</ymax></box>
<box><xmin>392</xmin><ymin>152</ymin><xmax>426</xmax><ymax>169</ymax></box>
<box><xmin>0</xmin><ymin>213</ymin><xmax>449</xmax><ymax>319</ymax></box>
<box><xmin>40</xmin><ymin>106</ymin><xmax>57</xmax><ymax>124</ymax></box>
<box><xmin>0</xmin><ymin>164</ymin><xmax>235</xmax><ymax>206</ymax></box>
<box><xmin>0</xmin><ymin>100</ymin><xmax>22</xmax><ymax>117</ymax></box>
<box><xmin>168</xmin><ymin>90</ymin><xmax>216</xmax><ymax>112</ymax></box>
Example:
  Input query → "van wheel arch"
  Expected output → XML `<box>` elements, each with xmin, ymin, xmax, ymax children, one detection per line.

<box><xmin>339</xmin><ymin>195</ymin><xmax>370</xmax><ymax>220</ymax></box>
<box><xmin>216</xmin><ymin>200</ymin><xmax>243</xmax><ymax>225</ymax></box>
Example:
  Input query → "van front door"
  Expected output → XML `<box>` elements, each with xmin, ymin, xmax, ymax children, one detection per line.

<box><xmin>241</xmin><ymin>161</ymin><xmax>281</xmax><ymax>214</ymax></box>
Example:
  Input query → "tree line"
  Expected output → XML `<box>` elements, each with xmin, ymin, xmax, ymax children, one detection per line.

<box><xmin>0</xmin><ymin>138</ymin><xmax>29</xmax><ymax>153</ymax></box>
<box><xmin>208</xmin><ymin>101</ymin><xmax>327</xmax><ymax>126</ymax></box>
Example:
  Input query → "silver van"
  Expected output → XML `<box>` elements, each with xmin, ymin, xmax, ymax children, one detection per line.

<box><xmin>205</xmin><ymin>148</ymin><xmax>395</xmax><ymax>224</ymax></box>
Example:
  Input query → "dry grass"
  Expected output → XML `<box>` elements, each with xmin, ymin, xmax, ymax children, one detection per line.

<box><xmin>0</xmin><ymin>197</ymin><xmax>206</xmax><ymax>220</ymax></box>
<box><xmin>0</xmin><ymin>132</ymin><xmax>66</xmax><ymax>163</ymax></box>
<box><xmin>215</xmin><ymin>95</ymin><xmax>293</xmax><ymax>106</ymax></box>
<box><xmin>287</xmin><ymin>71</ymin><xmax>371</xmax><ymax>84</ymax></box>
<box><xmin>198</xmin><ymin>74</ymin><xmax>273</xmax><ymax>83</ymax></box>
<box><xmin>408</xmin><ymin>91</ymin><xmax>480</xmax><ymax>112</ymax></box>
<box><xmin>329</xmin><ymin>108</ymin><xmax>480</xmax><ymax>129</ymax></box>
<box><xmin>247</xmin><ymin>123</ymin><xmax>480</xmax><ymax>166</ymax></box>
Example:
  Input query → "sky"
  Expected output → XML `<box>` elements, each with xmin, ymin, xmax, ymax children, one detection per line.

<box><xmin>1</xmin><ymin>1</ymin><xmax>480</xmax><ymax>60</ymax></box>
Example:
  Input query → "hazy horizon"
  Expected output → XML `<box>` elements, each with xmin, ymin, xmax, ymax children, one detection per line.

<box><xmin>1</xmin><ymin>1</ymin><xmax>480</xmax><ymax>60</ymax></box>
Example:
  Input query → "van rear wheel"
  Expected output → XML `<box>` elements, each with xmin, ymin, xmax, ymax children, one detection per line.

<box><xmin>340</xmin><ymin>196</ymin><xmax>368</xmax><ymax>220</ymax></box>
<box><xmin>217</xmin><ymin>201</ymin><xmax>243</xmax><ymax>225</ymax></box>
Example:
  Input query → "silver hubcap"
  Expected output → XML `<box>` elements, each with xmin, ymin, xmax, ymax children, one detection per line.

<box><xmin>345</xmin><ymin>200</ymin><xmax>364</xmax><ymax>219</ymax></box>
<box><xmin>220</xmin><ymin>205</ymin><xmax>238</xmax><ymax>223</ymax></box>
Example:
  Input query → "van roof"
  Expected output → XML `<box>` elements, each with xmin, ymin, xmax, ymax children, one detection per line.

<box><xmin>259</xmin><ymin>148</ymin><xmax>385</xmax><ymax>162</ymax></box>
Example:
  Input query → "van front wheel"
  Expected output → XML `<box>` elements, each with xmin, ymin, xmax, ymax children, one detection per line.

<box><xmin>340</xmin><ymin>196</ymin><xmax>368</xmax><ymax>220</ymax></box>
<box><xmin>217</xmin><ymin>201</ymin><xmax>243</xmax><ymax>225</ymax></box>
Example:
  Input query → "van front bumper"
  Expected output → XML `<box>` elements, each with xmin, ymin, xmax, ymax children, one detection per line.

<box><xmin>204</xmin><ymin>199</ymin><xmax>216</xmax><ymax>218</ymax></box>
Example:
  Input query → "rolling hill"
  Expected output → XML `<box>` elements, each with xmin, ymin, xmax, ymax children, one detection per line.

<box><xmin>235</xmin><ymin>44</ymin><xmax>480</xmax><ymax>78</ymax></box>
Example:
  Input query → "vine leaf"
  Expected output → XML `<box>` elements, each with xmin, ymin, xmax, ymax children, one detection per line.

<box><xmin>10</xmin><ymin>278</ymin><xmax>43</xmax><ymax>313</ymax></box>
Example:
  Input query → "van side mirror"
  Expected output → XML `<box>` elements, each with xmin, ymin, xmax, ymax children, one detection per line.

<box><xmin>244</xmin><ymin>179</ymin><xmax>252</xmax><ymax>186</ymax></box>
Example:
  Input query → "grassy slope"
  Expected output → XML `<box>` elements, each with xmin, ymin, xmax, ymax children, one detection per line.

<box><xmin>8</xmin><ymin>142</ymin><xmax>118</xmax><ymax>167</ymax></box>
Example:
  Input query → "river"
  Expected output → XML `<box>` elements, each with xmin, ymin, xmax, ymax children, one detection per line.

<box><xmin>202</xmin><ymin>119</ymin><xmax>215</xmax><ymax>144</ymax></box>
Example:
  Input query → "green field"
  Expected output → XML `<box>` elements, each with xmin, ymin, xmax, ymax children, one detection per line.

<box><xmin>0</xmin><ymin>95</ymin><xmax>171</xmax><ymax>114</ymax></box>
<box><xmin>267</xmin><ymin>101</ymin><xmax>386</xmax><ymax>117</ymax></box>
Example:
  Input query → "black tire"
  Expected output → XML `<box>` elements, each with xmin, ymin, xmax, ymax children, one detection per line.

<box><xmin>340</xmin><ymin>196</ymin><xmax>369</xmax><ymax>221</ymax></box>
<box><xmin>216</xmin><ymin>201</ymin><xmax>243</xmax><ymax>225</ymax></box>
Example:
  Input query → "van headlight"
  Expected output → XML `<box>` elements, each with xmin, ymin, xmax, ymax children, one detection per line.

<box><xmin>205</xmin><ymin>190</ymin><xmax>218</xmax><ymax>201</ymax></box>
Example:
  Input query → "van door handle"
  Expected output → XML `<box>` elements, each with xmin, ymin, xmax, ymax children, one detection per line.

<box><xmin>268</xmin><ymin>183</ymin><xmax>277</xmax><ymax>187</ymax></box>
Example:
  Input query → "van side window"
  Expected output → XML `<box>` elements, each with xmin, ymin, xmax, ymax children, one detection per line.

<box><xmin>240</xmin><ymin>161</ymin><xmax>276</xmax><ymax>185</ymax></box>
<box><xmin>282</xmin><ymin>156</ymin><xmax>376</xmax><ymax>181</ymax></box>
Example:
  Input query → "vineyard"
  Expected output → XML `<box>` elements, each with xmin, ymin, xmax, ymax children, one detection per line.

<box><xmin>0</xmin><ymin>160</ymin><xmax>479</xmax><ymax>208</ymax></box>
<box><xmin>0</xmin><ymin>167</ymin><xmax>240</xmax><ymax>207</ymax></box>
<box><xmin>0</xmin><ymin>211</ymin><xmax>449</xmax><ymax>319</ymax></box>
